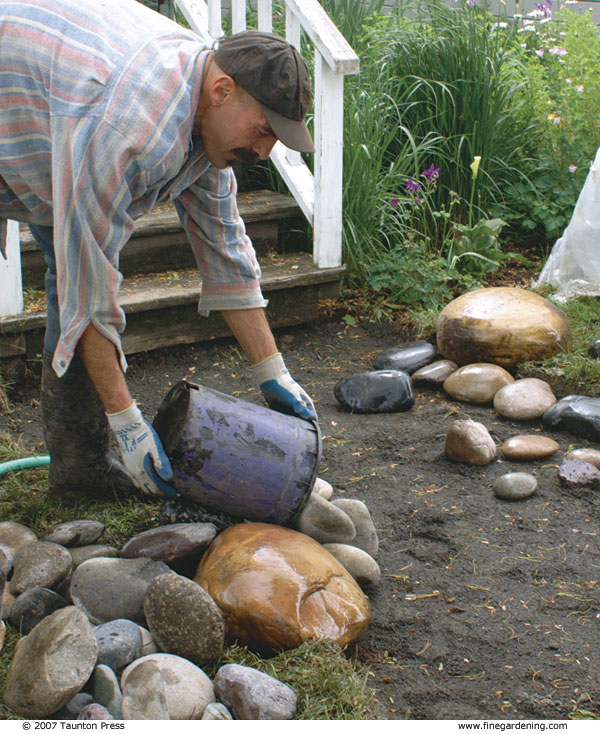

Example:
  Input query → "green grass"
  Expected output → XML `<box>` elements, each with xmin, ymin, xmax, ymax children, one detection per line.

<box><xmin>0</xmin><ymin>434</ymin><xmax>376</xmax><ymax>720</ymax></box>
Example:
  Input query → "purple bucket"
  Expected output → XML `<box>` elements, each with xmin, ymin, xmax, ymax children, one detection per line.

<box><xmin>152</xmin><ymin>381</ymin><xmax>321</xmax><ymax>525</ymax></box>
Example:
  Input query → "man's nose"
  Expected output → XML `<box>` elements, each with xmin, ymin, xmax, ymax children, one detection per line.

<box><xmin>254</xmin><ymin>136</ymin><xmax>277</xmax><ymax>159</ymax></box>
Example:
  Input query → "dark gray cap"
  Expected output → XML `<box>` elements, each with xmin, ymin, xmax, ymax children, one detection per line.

<box><xmin>214</xmin><ymin>30</ymin><xmax>314</xmax><ymax>153</ymax></box>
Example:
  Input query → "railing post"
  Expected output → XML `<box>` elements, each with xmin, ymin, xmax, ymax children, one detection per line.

<box><xmin>313</xmin><ymin>53</ymin><xmax>344</xmax><ymax>269</ymax></box>
<box><xmin>231</xmin><ymin>0</ymin><xmax>246</xmax><ymax>32</ymax></box>
<box><xmin>0</xmin><ymin>219</ymin><xmax>24</xmax><ymax>318</ymax></box>
<box><xmin>257</xmin><ymin>0</ymin><xmax>273</xmax><ymax>32</ymax></box>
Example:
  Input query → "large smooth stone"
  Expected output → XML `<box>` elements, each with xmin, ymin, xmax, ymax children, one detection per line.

<box><xmin>322</xmin><ymin>544</ymin><xmax>381</xmax><ymax>587</ymax></box>
<box><xmin>3</xmin><ymin>607</ymin><xmax>98</xmax><ymax>719</ymax></box>
<box><xmin>542</xmin><ymin>396</ymin><xmax>600</xmax><ymax>441</ymax></box>
<box><xmin>94</xmin><ymin>619</ymin><xmax>143</xmax><ymax>672</ymax></box>
<box><xmin>0</xmin><ymin>522</ymin><xmax>37</xmax><ymax>555</ymax></box>
<box><xmin>9</xmin><ymin>586</ymin><xmax>70</xmax><ymax>634</ymax></box>
<box><xmin>374</xmin><ymin>341</ymin><xmax>436</xmax><ymax>375</ymax></box>
<box><xmin>445</xmin><ymin>420</ymin><xmax>497</xmax><ymax>465</ymax></box>
<box><xmin>70</xmin><ymin>557</ymin><xmax>174</xmax><ymax>624</ymax></box>
<box><xmin>334</xmin><ymin>370</ymin><xmax>414</xmax><ymax>413</ymax></box>
<box><xmin>437</xmin><ymin>287</ymin><xmax>572</xmax><ymax>366</ymax></box>
<box><xmin>69</xmin><ymin>545</ymin><xmax>120</xmax><ymax>569</ymax></box>
<box><xmin>501</xmin><ymin>435</ymin><xmax>560</xmax><ymax>460</ymax></box>
<box><xmin>214</xmin><ymin>663</ymin><xmax>297</xmax><ymax>720</ymax></box>
<box><xmin>9</xmin><ymin>541</ymin><xmax>73</xmax><ymax>595</ymax></box>
<box><xmin>493</xmin><ymin>378</ymin><xmax>556</xmax><ymax>420</ymax></box>
<box><xmin>293</xmin><ymin>493</ymin><xmax>356</xmax><ymax>545</ymax></box>
<box><xmin>90</xmin><ymin>665</ymin><xmax>123</xmax><ymax>719</ymax></box>
<box><xmin>143</xmin><ymin>573</ymin><xmax>224</xmax><ymax>667</ymax></box>
<box><xmin>43</xmin><ymin>520</ymin><xmax>105</xmax><ymax>548</ymax></box>
<box><xmin>194</xmin><ymin>523</ymin><xmax>371</xmax><ymax>652</ymax></box>
<box><xmin>330</xmin><ymin>498</ymin><xmax>379</xmax><ymax>558</ymax></box>
<box><xmin>412</xmin><ymin>359</ymin><xmax>458</xmax><ymax>385</ymax></box>
<box><xmin>443</xmin><ymin>363</ymin><xmax>514</xmax><ymax>404</ymax></box>
<box><xmin>121</xmin><ymin>653</ymin><xmax>215</xmax><ymax>720</ymax></box>
<box><xmin>120</xmin><ymin>523</ymin><xmax>217</xmax><ymax>564</ymax></box>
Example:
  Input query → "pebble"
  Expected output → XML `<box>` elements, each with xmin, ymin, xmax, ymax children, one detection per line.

<box><xmin>69</xmin><ymin>557</ymin><xmax>174</xmax><ymax>624</ymax></box>
<box><xmin>8</xmin><ymin>586</ymin><xmax>70</xmax><ymax>634</ymax></box>
<box><xmin>445</xmin><ymin>420</ymin><xmax>497</xmax><ymax>465</ymax></box>
<box><xmin>334</xmin><ymin>370</ymin><xmax>415</xmax><ymax>413</ymax></box>
<box><xmin>2</xmin><ymin>587</ymin><xmax>16</xmax><ymax>620</ymax></box>
<box><xmin>69</xmin><ymin>545</ymin><xmax>120</xmax><ymax>568</ymax></box>
<box><xmin>558</xmin><ymin>459</ymin><xmax>600</xmax><ymax>489</ymax></box>
<box><xmin>143</xmin><ymin>574</ymin><xmax>225</xmax><ymax>667</ymax></box>
<box><xmin>543</xmin><ymin>396</ymin><xmax>600</xmax><ymax>440</ymax></box>
<box><xmin>330</xmin><ymin>498</ymin><xmax>378</xmax><ymax>557</ymax></box>
<box><xmin>3</xmin><ymin>606</ymin><xmax>98</xmax><ymax>719</ymax></box>
<box><xmin>202</xmin><ymin>702</ymin><xmax>234</xmax><ymax>720</ymax></box>
<box><xmin>43</xmin><ymin>520</ymin><xmax>105</xmax><ymax>548</ymax></box>
<box><xmin>0</xmin><ymin>521</ymin><xmax>37</xmax><ymax>555</ymax></box>
<box><xmin>57</xmin><ymin>692</ymin><xmax>94</xmax><ymax>720</ymax></box>
<box><xmin>120</xmin><ymin>522</ymin><xmax>217</xmax><ymax>564</ymax></box>
<box><xmin>9</xmin><ymin>541</ymin><xmax>73</xmax><ymax>595</ymax></box>
<box><xmin>322</xmin><ymin>543</ymin><xmax>381</xmax><ymax>587</ymax></box>
<box><xmin>501</xmin><ymin>435</ymin><xmax>560</xmax><ymax>460</ymax></box>
<box><xmin>78</xmin><ymin>703</ymin><xmax>114</xmax><ymax>720</ymax></box>
<box><xmin>565</xmin><ymin>448</ymin><xmax>600</xmax><ymax>469</ymax></box>
<box><xmin>493</xmin><ymin>378</ymin><xmax>556</xmax><ymax>420</ymax></box>
<box><xmin>0</xmin><ymin>544</ymin><xmax>13</xmax><ymax>579</ymax></box>
<box><xmin>374</xmin><ymin>341</ymin><xmax>437</xmax><ymax>375</ymax></box>
<box><xmin>311</xmin><ymin>477</ymin><xmax>334</xmax><ymax>500</ymax></box>
<box><xmin>214</xmin><ymin>663</ymin><xmax>297</xmax><ymax>720</ymax></box>
<box><xmin>412</xmin><ymin>359</ymin><xmax>458</xmax><ymax>385</ymax></box>
<box><xmin>89</xmin><ymin>664</ymin><xmax>123</xmax><ymax>719</ymax></box>
<box><xmin>139</xmin><ymin>625</ymin><xmax>160</xmax><ymax>655</ymax></box>
<box><xmin>492</xmin><ymin>473</ymin><xmax>537</xmax><ymax>500</ymax></box>
<box><xmin>293</xmin><ymin>493</ymin><xmax>356</xmax><ymax>544</ymax></box>
<box><xmin>443</xmin><ymin>363</ymin><xmax>514</xmax><ymax>404</ymax></box>
<box><xmin>94</xmin><ymin>619</ymin><xmax>143</xmax><ymax>672</ymax></box>
<box><xmin>121</xmin><ymin>653</ymin><xmax>215</xmax><ymax>720</ymax></box>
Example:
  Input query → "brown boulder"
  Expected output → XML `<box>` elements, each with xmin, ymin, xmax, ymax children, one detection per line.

<box><xmin>436</xmin><ymin>287</ymin><xmax>571</xmax><ymax>366</ymax></box>
<box><xmin>194</xmin><ymin>523</ymin><xmax>371</xmax><ymax>653</ymax></box>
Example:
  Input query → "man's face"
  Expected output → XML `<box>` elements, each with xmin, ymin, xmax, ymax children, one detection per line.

<box><xmin>199</xmin><ymin>87</ymin><xmax>278</xmax><ymax>169</ymax></box>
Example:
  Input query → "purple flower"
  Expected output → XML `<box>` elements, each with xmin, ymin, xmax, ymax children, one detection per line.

<box><xmin>404</xmin><ymin>179</ymin><xmax>421</xmax><ymax>194</ymax></box>
<box><xmin>421</xmin><ymin>164</ymin><xmax>440</xmax><ymax>182</ymax></box>
<box><xmin>389</xmin><ymin>197</ymin><xmax>399</xmax><ymax>207</ymax></box>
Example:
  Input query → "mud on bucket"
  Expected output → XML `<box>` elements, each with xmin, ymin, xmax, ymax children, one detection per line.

<box><xmin>153</xmin><ymin>381</ymin><xmax>321</xmax><ymax>525</ymax></box>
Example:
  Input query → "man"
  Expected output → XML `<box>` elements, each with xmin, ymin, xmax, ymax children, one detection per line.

<box><xmin>0</xmin><ymin>0</ymin><xmax>317</xmax><ymax>499</ymax></box>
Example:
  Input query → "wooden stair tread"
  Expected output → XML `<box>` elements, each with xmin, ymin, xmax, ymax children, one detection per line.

<box><xmin>18</xmin><ymin>190</ymin><xmax>301</xmax><ymax>250</ymax></box>
<box><xmin>0</xmin><ymin>252</ymin><xmax>345</xmax><ymax>332</ymax></box>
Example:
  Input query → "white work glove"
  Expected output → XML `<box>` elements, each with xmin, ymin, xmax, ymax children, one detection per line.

<box><xmin>107</xmin><ymin>402</ymin><xmax>177</xmax><ymax>497</ymax></box>
<box><xmin>253</xmin><ymin>353</ymin><xmax>317</xmax><ymax>421</ymax></box>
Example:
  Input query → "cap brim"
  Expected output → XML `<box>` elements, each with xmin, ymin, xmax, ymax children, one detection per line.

<box><xmin>260</xmin><ymin>103</ymin><xmax>314</xmax><ymax>154</ymax></box>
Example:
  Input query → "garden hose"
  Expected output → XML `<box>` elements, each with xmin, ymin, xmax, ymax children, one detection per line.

<box><xmin>0</xmin><ymin>455</ymin><xmax>50</xmax><ymax>476</ymax></box>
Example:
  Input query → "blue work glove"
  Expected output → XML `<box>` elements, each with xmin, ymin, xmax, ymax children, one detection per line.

<box><xmin>253</xmin><ymin>353</ymin><xmax>317</xmax><ymax>421</ymax></box>
<box><xmin>107</xmin><ymin>402</ymin><xmax>177</xmax><ymax>497</ymax></box>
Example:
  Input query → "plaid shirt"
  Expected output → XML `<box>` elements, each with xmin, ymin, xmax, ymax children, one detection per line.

<box><xmin>0</xmin><ymin>0</ymin><xmax>266</xmax><ymax>376</ymax></box>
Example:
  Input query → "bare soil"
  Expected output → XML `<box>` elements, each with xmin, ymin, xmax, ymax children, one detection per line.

<box><xmin>2</xmin><ymin>316</ymin><xmax>600</xmax><ymax>721</ymax></box>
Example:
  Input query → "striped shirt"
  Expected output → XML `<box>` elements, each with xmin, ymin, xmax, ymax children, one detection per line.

<box><xmin>0</xmin><ymin>0</ymin><xmax>267</xmax><ymax>376</ymax></box>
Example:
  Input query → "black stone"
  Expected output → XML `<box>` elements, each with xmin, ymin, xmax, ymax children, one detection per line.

<box><xmin>588</xmin><ymin>340</ymin><xmax>600</xmax><ymax>359</ymax></box>
<box><xmin>543</xmin><ymin>395</ymin><xmax>600</xmax><ymax>441</ymax></box>
<box><xmin>8</xmin><ymin>586</ymin><xmax>70</xmax><ymax>634</ymax></box>
<box><xmin>374</xmin><ymin>341</ymin><xmax>437</xmax><ymax>375</ymax></box>
<box><xmin>334</xmin><ymin>370</ymin><xmax>415</xmax><ymax>413</ymax></box>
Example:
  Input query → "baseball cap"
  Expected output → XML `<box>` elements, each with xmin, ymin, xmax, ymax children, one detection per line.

<box><xmin>213</xmin><ymin>30</ymin><xmax>314</xmax><ymax>154</ymax></box>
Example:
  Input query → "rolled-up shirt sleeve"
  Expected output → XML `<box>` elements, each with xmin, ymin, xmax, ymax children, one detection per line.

<box><xmin>174</xmin><ymin>165</ymin><xmax>267</xmax><ymax>314</ymax></box>
<box><xmin>50</xmin><ymin>114</ymin><xmax>140</xmax><ymax>377</ymax></box>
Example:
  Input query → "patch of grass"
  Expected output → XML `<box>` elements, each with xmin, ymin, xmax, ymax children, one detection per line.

<box><xmin>212</xmin><ymin>639</ymin><xmax>375</xmax><ymax>720</ymax></box>
<box><xmin>521</xmin><ymin>296</ymin><xmax>600</xmax><ymax>395</ymax></box>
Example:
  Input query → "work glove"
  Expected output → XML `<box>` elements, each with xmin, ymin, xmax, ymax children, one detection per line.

<box><xmin>253</xmin><ymin>353</ymin><xmax>317</xmax><ymax>421</ymax></box>
<box><xmin>107</xmin><ymin>402</ymin><xmax>177</xmax><ymax>497</ymax></box>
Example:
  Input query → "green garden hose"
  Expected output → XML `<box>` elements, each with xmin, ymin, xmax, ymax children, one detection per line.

<box><xmin>0</xmin><ymin>456</ymin><xmax>50</xmax><ymax>475</ymax></box>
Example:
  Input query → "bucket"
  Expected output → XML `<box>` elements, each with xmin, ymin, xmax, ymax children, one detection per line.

<box><xmin>152</xmin><ymin>381</ymin><xmax>321</xmax><ymax>525</ymax></box>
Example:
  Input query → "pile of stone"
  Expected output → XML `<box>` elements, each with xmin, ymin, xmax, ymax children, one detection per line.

<box><xmin>333</xmin><ymin>286</ymin><xmax>600</xmax><ymax>497</ymax></box>
<box><xmin>0</xmin><ymin>480</ymin><xmax>380</xmax><ymax>721</ymax></box>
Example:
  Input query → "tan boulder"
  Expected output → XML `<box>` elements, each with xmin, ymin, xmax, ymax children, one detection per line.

<box><xmin>443</xmin><ymin>363</ymin><xmax>514</xmax><ymax>404</ymax></box>
<box><xmin>502</xmin><ymin>435</ymin><xmax>560</xmax><ymax>460</ymax></box>
<box><xmin>445</xmin><ymin>419</ymin><xmax>497</xmax><ymax>465</ymax></box>
<box><xmin>194</xmin><ymin>523</ymin><xmax>371</xmax><ymax>653</ymax></box>
<box><xmin>436</xmin><ymin>287</ymin><xmax>571</xmax><ymax>366</ymax></box>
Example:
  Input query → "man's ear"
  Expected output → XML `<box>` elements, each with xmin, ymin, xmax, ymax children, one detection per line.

<box><xmin>210</xmin><ymin>75</ymin><xmax>236</xmax><ymax>107</ymax></box>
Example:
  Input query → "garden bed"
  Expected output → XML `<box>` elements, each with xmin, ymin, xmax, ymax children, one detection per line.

<box><xmin>2</xmin><ymin>313</ymin><xmax>600</xmax><ymax>720</ymax></box>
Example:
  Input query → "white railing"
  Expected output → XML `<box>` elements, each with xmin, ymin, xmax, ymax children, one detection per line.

<box><xmin>0</xmin><ymin>0</ymin><xmax>358</xmax><ymax>318</ymax></box>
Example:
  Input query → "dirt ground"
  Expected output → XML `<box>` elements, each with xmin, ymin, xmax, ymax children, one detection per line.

<box><xmin>2</xmin><ymin>315</ymin><xmax>600</xmax><ymax>721</ymax></box>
